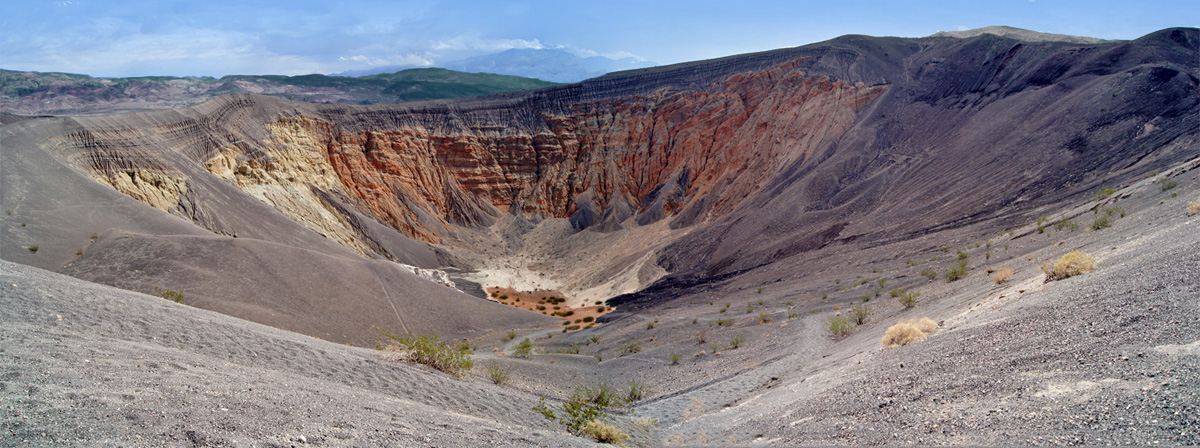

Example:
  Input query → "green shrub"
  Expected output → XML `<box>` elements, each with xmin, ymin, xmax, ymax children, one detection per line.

<box><xmin>944</xmin><ymin>250</ymin><xmax>969</xmax><ymax>282</ymax></box>
<box><xmin>713</xmin><ymin>318</ymin><xmax>734</xmax><ymax>327</ymax></box>
<box><xmin>153</xmin><ymin>287</ymin><xmax>184</xmax><ymax>303</ymax></box>
<box><xmin>1160</xmin><ymin>178</ymin><xmax>1178</xmax><ymax>191</ymax></box>
<box><xmin>482</xmin><ymin>361</ymin><xmax>508</xmax><ymax>384</ymax></box>
<box><xmin>828</xmin><ymin>315</ymin><xmax>855</xmax><ymax>337</ymax></box>
<box><xmin>513</xmin><ymin>338</ymin><xmax>536</xmax><ymax>357</ymax></box>
<box><xmin>582</xmin><ymin>316</ymin><xmax>594</xmax><ymax>323</ymax></box>
<box><xmin>625</xmin><ymin>379</ymin><xmax>650</xmax><ymax>403</ymax></box>
<box><xmin>898</xmin><ymin>291</ymin><xmax>920</xmax><ymax>308</ymax></box>
<box><xmin>26</xmin><ymin>245</ymin><xmax>38</xmax><ymax>253</ymax></box>
<box><xmin>850</xmin><ymin>304</ymin><xmax>870</xmax><ymax>325</ymax></box>
<box><xmin>669</xmin><ymin>353</ymin><xmax>681</xmax><ymax>365</ymax></box>
<box><xmin>533</xmin><ymin>383</ymin><xmax>627</xmax><ymax>436</ymax></box>
<box><xmin>1095</xmin><ymin>186</ymin><xmax>1116</xmax><ymax>200</ymax></box>
<box><xmin>502</xmin><ymin>331</ymin><xmax>517</xmax><ymax>342</ymax></box>
<box><xmin>618</xmin><ymin>339</ymin><xmax>641</xmax><ymax>355</ymax></box>
<box><xmin>1054</xmin><ymin>219</ymin><xmax>1081</xmax><ymax>232</ymax></box>
<box><xmin>919</xmin><ymin>269</ymin><xmax>938</xmax><ymax>280</ymax></box>
<box><xmin>377</xmin><ymin>330</ymin><xmax>473</xmax><ymax>376</ymax></box>
<box><xmin>728</xmin><ymin>334</ymin><xmax>746</xmax><ymax>349</ymax></box>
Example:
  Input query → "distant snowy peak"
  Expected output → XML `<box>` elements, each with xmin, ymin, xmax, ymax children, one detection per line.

<box><xmin>443</xmin><ymin>49</ymin><xmax>655</xmax><ymax>83</ymax></box>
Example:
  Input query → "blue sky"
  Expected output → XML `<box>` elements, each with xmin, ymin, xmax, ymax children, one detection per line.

<box><xmin>1</xmin><ymin>0</ymin><xmax>1195</xmax><ymax>78</ymax></box>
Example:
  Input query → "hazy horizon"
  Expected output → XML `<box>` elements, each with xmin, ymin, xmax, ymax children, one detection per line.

<box><xmin>1</xmin><ymin>0</ymin><xmax>1196</xmax><ymax>78</ymax></box>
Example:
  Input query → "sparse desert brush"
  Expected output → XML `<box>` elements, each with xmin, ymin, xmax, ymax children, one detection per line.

<box><xmin>618</xmin><ymin>339</ymin><xmax>642</xmax><ymax>355</ymax></box>
<box><xmin>376</xmin><ymin>330</ymin><xmax>473</xmax><ymax>376</ymax></box>
<box><xmin>882</xmin><ymin>322</ymin><xmax>926</xmax><ymax>348</ymax></box>
<box><xmin>513</xmin><ymin>338</ymin><xmax>536</xmax><ymax>357</ymax></box>
<box><xmin>1189</xmin><ymin>196</ymin><xmax>1200</xmax><ymax>216</ymax></box>
<box><xmin>580</xmin><ymin>419</ymin><xmax>629</xmax><ymax>446</ymax></box>
<box><xmin>897</xmin><ymin>290</ymin><xmax>920</xmax><ymax>308</ymax></box>
<box><xmin>482</xmin><ymin>361</ymin><xmax>509</xmax><ymax>384</ymax></box>
<box><xmin>911</xmin><ymin>317</ymin><xmax>938</xmax><ymax>334</ymax></box>
<box><xmin>827</xmin><ymin>315</ymin><xmax>854</xmax><ymax>337</ymax></box>
<box><xmin>882</xmin><ymin>317</ymin><xmax>939</xmax><ymax>348</ymax></box>
<box><xmin>1042</xmin><ymin>250</ymin><xmax>1097</xmax><ymax>281</ymax></box>
<box><xmin>990</xmin><ymin>267</ymin><xmax>1014</xmax><ymax>284</ymax></box>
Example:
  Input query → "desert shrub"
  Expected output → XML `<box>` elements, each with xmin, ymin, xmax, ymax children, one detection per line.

<box><xmin>758</xmin><ymin>312</ymin><xmax>771</xmax><ymax>324</ymax></box>
<box><xmin>1095</xmin><ymin>186</ymin><xmax>1116</xmax><ymax>200</ymax></box>
<box><xmin>618</xmin><ymin>339</ymin><xmax>641</xmax><ymax>355</ymax></box>
<box><xmin>596</xmin><ymin>306</ymin><xmax>606</xmax><ymax>312</ymax></box>
<box><xmin>377</xmin><ymin>330</ymin><xmax>473</xmax><ymax>376</ymax></box>
<box><xmin>1043</xmin><ymin>250</ymin><xmax>1097</xmax><ymax>281</ymax></box>
<box><xmin>586</xmin><ymin>335</ymin><xmax>601</xmax><ymax>345</ymax></box>
<box><xmin>513</xmin><ymin>338</ymin><xmax>536</xmax><ymax>357</ymax></box>
<box><xmin>728</xmin><ymin>334</ymin><xmax>746</xmax><ymax>349</ymax></box>
<box><xmin>944</xmin><ymin>250</ymin><xmax>969</xmax><ymax>282</ymax></box>
<box><xmin>1054</xmin><ymin>219</ymin><xmax>1080</xmax><ymax>232</ymax></box>
<box><xmin>534</xmin><ymin>383</ymin><xmax>628</xmax><ymax>437</ymax></box>
<box><xmin>669</xmin><ymin>353</ymin><xmax>681</xmax><ymax>365</ymax></box>
<box><xmin>556</xmin><ymin>345</ymin><xmax>581</xmax><ymax>354</ymax></box>
<box><xmin>919</xmin><ymin>269</ymin><xmax>938</xmax><ymax>280</ymax></box>
<box><xmin>563</xmin><ymin>325</ymin><xmax>581</xmax><ymax>332</ymax></box>
<box><xmin>153</xmin><ymin>287</ymin><xmax>184</xmax><ymax>303</ymax></box>
<box><xmin>26</xmin><ymin>245</ymin><xmax>38</xmax><ymax>253</ymax></box>
<box><xmin>499</xmin><ymin>294</ymin><xmax>508</xmax><ymax>300</ymax></box>
<box><xmin>787</xmin><ymin>308</ymin><xmax>800</xmax><ymax>320</ymax></box>
<box><xmin>882</xmin><ymin>317</ymin><xmax>939</xmax><ymax>348</ymax></box>
<box><xmin>582</xmin><ymin>316</ymin><xmax>594</xmax><ymax>323</ymax></box>
<box><xmin>898</xmin><ymin>291</ymin><xmax>920</xmax><ymax>308</ymax></box>
<box><xmin>482</xmin><ymin>361</ymin><xmax>508</xmax><ymax>385</ymax></box>
<box><xmin>633</xmin><ymin>416</ymin><xmax>660</xmax><ymax>433</ymax></box>
<box><xmin>580</xmin><ymin>419</ymin><xmax>629</xmax><ymax>446</ymax></box>
<box><xmin>625</xmin><ymin>379</ymin><xmax>650</xmax><ymax>402</ymax></box>
<box><xmin>1160</xmin><ymin>178</ymin><xmax>1178</xmax><ymax>191</ymax></box>
<box><xmin>745</xmin><ymin>302</ymin><xmax>755</xmax><ymax>313</ymax></box>
<box><xmin>827</xmin><ymin>315</ymin><xmax>855</xmax><ymax>337</ymax></box>
<box><xmin>645</xmin><ymin>318</ymin><xmax>657</xmax><ymax>330</ymax></box>
<box><xmin>911</xmin><ymin>317</ymin><xmax>939</xmax><ymax>333</ymax></box>
<box><xmin>713</xmin><ymin>318</ymin><xmax>734</xmax><ymax>327</ymax></box>
<box><xmin>990</xmin><ymin>267</ymin><xmax>1013</xmax><ymax>284</ymax></box>
<box><xmin>1190</xmin><ymin>196</ymin><xmax>1200</xmax><ymax>216</ymax></box>
<box><xmin>1091</xmin><ymin>206</ymin><xmax>1124</xmax><ymax>230</ymax></box>
<box><xmin>850</xmin><ymin>304</ymin><xmax>870</xmax><ymax>325</ymax></box>
<box><xmin>882</xmin><ymin>322</ymin><xmax>927</xmax><ymax>348</ymax></box>
<box><xmin>889</xmin><ymin>288</ymin><xmax>905</xmax><ymax>297</ymax></box>
<box><xmin>719</xmin><ymin>303</ymin><xmax>730</xmax><ymax>313</ymax></box>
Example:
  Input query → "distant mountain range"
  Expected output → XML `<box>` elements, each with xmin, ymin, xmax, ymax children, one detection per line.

<box><xmin>0</xmin><ymin>68</ymin><xmax>559</xmax><ymax>116</ymax></box>
<box><xmin>336</xmin><ymin>49</ymin><xmax>656</xmax><ymax>83</ymax></box>
<box><xmin>443</xmin><ymin>48</ymin><xmax>655</xmax><ymax>83</ymax></box>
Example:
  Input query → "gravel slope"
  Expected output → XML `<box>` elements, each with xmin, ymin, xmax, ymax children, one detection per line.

<box><xmin>0</xmin><ymin>261</ymin><xmax>592</xmax><ymax>447</ymax></box>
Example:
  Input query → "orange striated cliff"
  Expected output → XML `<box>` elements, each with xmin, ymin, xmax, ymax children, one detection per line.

<box><xmin>312</xmin><ymin>60</ymin><xmax>886</xmax><ymax>242</ymax></box>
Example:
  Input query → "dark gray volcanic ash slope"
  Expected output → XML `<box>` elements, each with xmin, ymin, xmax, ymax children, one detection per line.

<box><xmin>1</xmin><ymin>27</ymin><xmax>1199</xmax><ymax>448</ymax></box>
<box><xmin>2</xmin><ymin>28</ymin><xmax>1198</xmax><ymax>345</ymax></box>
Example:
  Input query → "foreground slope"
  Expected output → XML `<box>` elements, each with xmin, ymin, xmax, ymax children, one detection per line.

<box><xmin>0</xmin><ymin>260</ymin><xmax>590</xmax><ymax>447</ymax></box>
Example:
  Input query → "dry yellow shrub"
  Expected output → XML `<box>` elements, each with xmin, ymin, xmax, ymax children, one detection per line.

<box><xmin>882</xmin><ymin>323</ymin><xmax>927</xmax><ymax>348</ymax></box>
<box><xmin>990</xmin><ymin>267</ymin><xmax>1014</xmax><ymax>284</ymax></box>
<box><xmin>580</xmin><ymin>420</ymin><xmax>629</xmax><ymax>446</ymax></box>
<box><xmin>882</xmin><ymin>317</ymin><xmax>939</xmax><ymax>348</ymax></box>
<box><xmin>1042</xmin><ymin>250</ymin><xmax>1097</xmax><ymax>281</ymax></box>
<box><xmin>911</xmin><ymin>317</ymin><xmax>939</xmax><ymax>334</ymax></box>
<box><xmin>1189</xmin><ymin>196</ymin><xmax>1200</xmax><ymax>216</ymax></box>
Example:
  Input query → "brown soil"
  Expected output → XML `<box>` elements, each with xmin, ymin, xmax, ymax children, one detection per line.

<box><xmin>485</xmin><ymin>287</ymin><xmax>611</xmax><ymax>331</ymax></box>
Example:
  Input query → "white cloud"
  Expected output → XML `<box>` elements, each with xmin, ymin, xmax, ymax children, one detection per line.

<box><xmin>337</xmin><ymin>53</ymin><xmax>435</xmax><ymax>67</ymax></box>
<box><xmin>431</xmin><ymin>33</ymin><xmax>546</xmax><ymax>51</ymax></box>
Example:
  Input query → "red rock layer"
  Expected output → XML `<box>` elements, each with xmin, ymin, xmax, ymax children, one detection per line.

<box><xmin>321</xmin><ymin>61</ymin><xmax>887</xmax><ymax>242</ymax></box>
